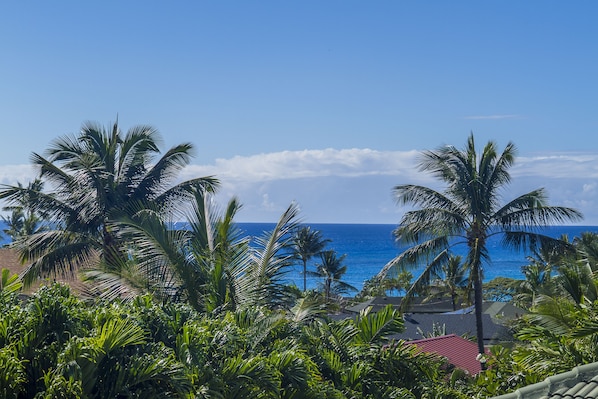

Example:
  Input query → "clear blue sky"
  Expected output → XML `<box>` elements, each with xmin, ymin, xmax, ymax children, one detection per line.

<box><xmin>1</xmin><ymin>1</ymin><xmax>598</xmax><ymax>224</ymax></box>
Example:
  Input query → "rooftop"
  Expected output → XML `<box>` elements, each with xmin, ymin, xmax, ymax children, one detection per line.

<box><xmin>392</xmin><ymin>312</ymin><xmax>513</xmax><ymax>345</ymax></box>
<box><xmin>492</xmin><ymin>362</ymin><xmax>598</xmax><ymax>399</ymax></box>
<box><xmin>407</xmin><ymin>334</ymin><xmax>485</xmax><ymax>375</ymax></box>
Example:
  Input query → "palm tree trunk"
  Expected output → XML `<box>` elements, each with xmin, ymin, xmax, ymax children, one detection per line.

<box><xmin>451</xmin><ymin>291</ymin><xmax>457</xmax><ymax>311</ymax></box>
<box><xmin>468</xmin><ymin>226</ymin><xmax>487</xmax><ymax>366</ymax></box>
<box><xmin>303</xmin><ymin>259</ymin><xmax>307</xmax><ymax>292</ymax></box>
<box><xmin>472</xmin><ymin>264</ymin><xmax>486</xmax><ymax>369</ymax></box>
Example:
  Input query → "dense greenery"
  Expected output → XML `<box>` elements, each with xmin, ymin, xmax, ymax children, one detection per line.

<box><xmin>3</xmin><ymin>124</ymin><xmax>598</xmax><ymax>398</ymax></box>
<box><xmin>0</xmin><ymin>282</ymin><xmax>472</xmax><ymax>398</ymax></box>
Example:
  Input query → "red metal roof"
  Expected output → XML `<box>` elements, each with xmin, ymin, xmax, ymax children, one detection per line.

<box><xmin>408</xmin><ymin>334</ymin><xmax>485</xmax><ymax>375</ymax></box>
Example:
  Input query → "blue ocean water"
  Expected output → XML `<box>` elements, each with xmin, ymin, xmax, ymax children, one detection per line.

<box><xmin>3</xmin><ymin>221</ymin><xmax>596</xmax><ymax>294</ymax></box>
<box><xmin>238</xmin><ymin>223</ymin><xmax>598</xmax><ymax>292</ymax></box>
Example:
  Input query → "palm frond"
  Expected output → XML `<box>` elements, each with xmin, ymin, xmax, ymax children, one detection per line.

<box><xmin>355</xmin><ymin>304</ymin><xmax>404</xmax><ymax>344</ymax></box>
<box><xmin>288</xmin><ymin>296</ymin><xmax>326</xmax><ymax>325</ymax></box>
<box><xmin>114</xmin><ymin>213</ymin><xmax>195</xmax><ymax>304</ymax></box>
<box><xmin>493</xmin><ymin>189</ymin><xmax>583</xmax><ymax>228</ymax></box>
<box><xmin>135</xmin><ymin>143</ymin><xmax>195</xmax><ymax>200</ymax></box>
<box><xmin>13</xmin><ymin>230</ymin><xmax>99</xmax><ymax>287</ymax></box>
<box><xmin>376</xmin><ymin>235</ymin><xmax>450</xmax><ymax>280</ymax></box>
<box><xmin>501</xmin><ymin>231</ymin><xmax>576</xmax><ymax>256</ymax></box>
<box><xmin>234</xmin><ymin>203</ymin><xmax>301</xmax><ymax>309</ymax></box>
<box><xmin>96</xmin><ymin>317</ymin><xmax>147</xmax><ymax>352</ymax></box>
<box><xmin>393</xmin><ymin>184</ymin><xmax>458</xmax><ymax>213</ymax></box>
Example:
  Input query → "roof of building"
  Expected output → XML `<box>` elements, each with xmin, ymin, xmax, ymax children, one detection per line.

<box><xmin>407</xmin><ymin>334</ymin><xmax>485</xmax><ymax>375</ymax></box>
<box><xmin>346</xmin><ymin>296</ymin><xmax>458</xmax><ymax>314</ymax></box>
<box><xmin>491</xmin><ymin>362</ymin><xmax>598</xmax><ymax>399</ymax></box>
<box><xmin>445</xmin><ymin>302</ymin><xmax>528</xmax><ymax>321</ymax></box>
<box><xmin>392</xmin><ymin>313</ymin><xmax>513</xmax><ymax>344</ymax></box>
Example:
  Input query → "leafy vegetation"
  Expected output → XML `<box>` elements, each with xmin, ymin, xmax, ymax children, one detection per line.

<box><xmin>0</xmin><ymin>282</ymin><xmax>473</xmax><ymax>398</ymax></box>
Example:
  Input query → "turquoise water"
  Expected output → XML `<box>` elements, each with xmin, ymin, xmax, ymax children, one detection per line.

<box><xmin>238</xmin><ymin>223</ymin><xmax>598</xmax><ymax>292</ymax></box>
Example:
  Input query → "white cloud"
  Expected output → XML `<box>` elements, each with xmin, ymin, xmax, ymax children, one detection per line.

<box><xmin>1</xmin><ymin>149</ymin><xmax>598</xmax><ymax>224</ymax></box>
<box><xmin>183</xmin><ymin>149</ymin><xmax>598</xmax><ymax>224</ymax></box>
<box><xmin>514</xmin><ymin>153</ymin><xmax>598</xmax><ymax>179</ymax></box>
<box><xmin>181</xmin><ymin>148</ymin><xmax>422</xmax><ymax>183</ymax></box>
<box><xmin>261</xmin><ymin>193</ymin><xmax>276</xmax><ymax>210</ymax></box>
<box><xmin>0</xmin><ymin>165</ymin><xmax>37</xmax><ymax>185</ymax></box>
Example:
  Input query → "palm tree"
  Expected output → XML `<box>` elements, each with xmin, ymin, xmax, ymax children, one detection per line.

<box><xmin>291</xmin><ymin>226</ymin><xmax>330</xmax><ymax>292</ymax></box>
<box><xmin>377</xmin><ymin>133</ymin><xmax>582</xmax><ymax>358</ymax></box>
<box><xmin>234</xmin><ymin>203</ymin><xmax>302</xmax><ymax>310</ymax></box>
<box><xmin>0</xmin><ymin>121</ymin><xmax>218</xmax><ymax>286</ymax></box>
<box><xmin>311</xmin><ymin>250</ymin><xmax>357</xmax><ymax>302</ymax></box>
<box><xmin>432</xmin><ymin>255</ymin><xmax>470</xmax><ymax>310</ymax></box>
<box><xmin>1</xmin><ymin>179</ymin><xmax>47</xmax><ymax>244</ymax></box>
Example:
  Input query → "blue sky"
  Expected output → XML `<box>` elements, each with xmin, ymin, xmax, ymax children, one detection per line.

<box><xmin>1</xmin><ymin>1</ymin><xmax>598</xmax><ymax>224</ymax></box>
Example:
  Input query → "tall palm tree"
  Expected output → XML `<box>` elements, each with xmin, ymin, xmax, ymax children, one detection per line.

<box><xmin>0</xmin><ymin>120</ymin><xmax>218</xmax><ymax>286</ymax></box>
<box><xmin>291</xmin><ymin>226</ymin><xmax>330</xmax><ymax>292</ymax></box>
<box><xmin>377</xmin><ymin>133</ymin><xmax>582</xmax><ymax>357</ymax></box>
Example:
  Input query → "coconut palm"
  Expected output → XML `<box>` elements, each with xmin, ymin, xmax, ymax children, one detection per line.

<box><xmin>0</xmin><ymin>121</ymin><xmax>218</xmax><ymax>286</ymax></box>
<box><xmin>377</xmin><ymin>133</ymin><xmax>582</xmax><ymax>357</ymax></box>
<box><xmin>291</xmin><ymin>226</ymin><xmax>330</xmax><ymax>292</ymax></box>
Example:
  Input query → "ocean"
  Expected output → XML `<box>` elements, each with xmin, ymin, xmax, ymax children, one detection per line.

<box><xmin>238</xmin><ymin>223</ymin><xmax>598</xmax><ymax>292</ymax></box>
<box><xmin>3</xmin><ymin>222</ymin><xmax>597</xmax><ymax>294</ymax></box>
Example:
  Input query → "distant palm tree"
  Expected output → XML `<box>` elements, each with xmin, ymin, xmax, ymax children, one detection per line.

<box><xmin>291</xmin><ymin>226</ymin><xmax>330</xmax><ymax>292</ymax></box>
<box><xmin>0</xmin><ymin>121</ymin><xmax>218</xmax><ymax>286</ymax></box>
<box><xmin>402</xmin><ymin>253</ymin><xmax>469</xmax><ymax>310</ymax></box>
<box><xmin>377</xmin><ymin>133</ymin><xmax>582</xmax><ymax>357</ymax></box>
<box><xmin>311</xmin><ymin>250</ymin><xmax>357</xmax><ymax>302</ymax></box>
<box><xmin>433</xmin><ymin>255</ymin><xmax>470</xmax><ymax>310</ymax></box>
<box><xmin>1</xmin><ymin>179</ymin><xmax>47</xmax><ymax>243</ymax></box>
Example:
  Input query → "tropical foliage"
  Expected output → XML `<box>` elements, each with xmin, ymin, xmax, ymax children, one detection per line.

<box><xmin>1</xmin><ymin>179</ymin><xmax>47</xmax><ymax>244</ymax></box>
<box><xmin>0</xmin><ymin>280</ymin><xmax>472</xmax><ymax>398</ymax></box>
